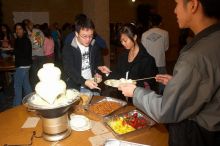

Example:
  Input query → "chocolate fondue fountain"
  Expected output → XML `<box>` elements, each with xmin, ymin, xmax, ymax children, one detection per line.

<box><xmin>23</xmin><ymin>63</ymin><xmax>80</xmax><ymax>141</ymax></box>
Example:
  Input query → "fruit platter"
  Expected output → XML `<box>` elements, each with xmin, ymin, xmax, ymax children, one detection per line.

<box><xmin>104</xmin><ymin>109</ymin><xmax>156</xmax><ymax>136</ymax></box>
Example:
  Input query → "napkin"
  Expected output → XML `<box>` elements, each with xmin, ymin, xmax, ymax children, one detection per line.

<box><xmin>21</xmin><ymin>117</ymin><xmax>40</xmax><ymax>128</ymax></box>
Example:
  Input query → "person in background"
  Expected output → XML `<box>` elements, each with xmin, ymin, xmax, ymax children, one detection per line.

<box><xmin>0</xmin><ymin>24</ymin><xmax>14</xmax><ymax>58</ymax></box>
<box><xmin>0</xmin><ymin>24</ymin><xmax>14</xmax><ymax>48</ymax></box>
<box><xmin>41</xmin><ymin>24</ymin><xmax>54</xmax><ymax>63</ymax></box>
<box><xmin>93</xmin><ymin>32</ymin><xmax>108</xmax><ymax>57</ymax></box>
<box><xmin>141</xmin><ymin>14</ymin><xmax>169</xmax><ymax>94</ymax></box>
<box><xmin>100</xmin><ymin>23</ymin><xmax>158</xmax><ymax>99</ymax></box>
<box><xmin>51</xmin><ymin>22</ymin><xmax>62</xmax><ymax>66</ymax></box>
<box><xmin>13</xmin><ymin>23</ymin><xmax>32</xmax><ymax>106</ymax></box>
<box><xmin>62</xmin><ymin>22</ymin><xmax>72</xmax><ymax>44</ymax></box>
<box><xmin>62</xmin><ymin>16</ymin><xmax>103</xmax><ymax>94</ymax></box>
<box><xmin>118</xmin><ymin>0</ymin><xmax>220</xmax><ymax>145</ymax></box>
<box><xmin>23</xmin><ymin>19</ymin><xmax>45</xmax><ymax>89</ymax></box>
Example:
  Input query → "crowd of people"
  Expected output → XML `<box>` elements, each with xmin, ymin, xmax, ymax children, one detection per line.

<box><xmin>0</xmin><ymin>20</ymin><xmax>73</xmax><ymax>106</ymax></box>
<box><xmin>1</xmin><ymin>0</ymin><xmax>220</xmax><ymax>145</ymax></box>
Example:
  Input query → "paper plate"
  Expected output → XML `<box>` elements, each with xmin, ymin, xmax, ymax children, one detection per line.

<box><xmin>104</xmin><ymin>79</ymin><xmax>136</xmax><ymax>88</ymax></box>
<box><xmin>70</xmin><ymin>115</ymin><xmax>91</xmax><ymax>131</ymax></box>
<box><xmin>104</xmin><ymin>79</ymin><xmax>121</xmax><ymax>88</ymax></box>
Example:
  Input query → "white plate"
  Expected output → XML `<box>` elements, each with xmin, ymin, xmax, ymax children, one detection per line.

<box><xmin>104</xmin><ymin>79</ymin><xmax>136</xmax><ymax>88</ymax></box>
<box><xmin>70</xmin><ymin>115</ymin><xmax>91</xmax><ymax>131</ymax></box>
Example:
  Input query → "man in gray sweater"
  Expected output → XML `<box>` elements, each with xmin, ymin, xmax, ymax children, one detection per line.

<box><xmin>118</xmin><ymin>0</ymin><xmax>220</xmax><ymax>145</ymax></box>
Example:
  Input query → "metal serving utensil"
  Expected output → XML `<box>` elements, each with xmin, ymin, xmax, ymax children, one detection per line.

<box><xmin>133</xmin><ymin>76</ymin><xmax>155</xmax><ymax>81</ymax></box>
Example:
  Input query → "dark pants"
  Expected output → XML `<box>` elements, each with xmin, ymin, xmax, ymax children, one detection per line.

<box><xmin>168</xmin><ymin>120</ymin><xmax>220</xmax><ymax>146</ymax></box>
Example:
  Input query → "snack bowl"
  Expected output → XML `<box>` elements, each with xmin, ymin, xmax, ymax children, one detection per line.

<box><xmin>79</xmin><ymin>92</ymin><xmax>93</xmax><ymax>106</ymax></box>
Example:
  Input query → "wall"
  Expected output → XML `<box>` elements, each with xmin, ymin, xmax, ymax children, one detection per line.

<box><xmin>2</xmin><ymin>0</ymin><xmax>82</xmax><ymax>27</ymax></box>
<box><xmin>110</xmin><ymin>0</ymin><xmax>158</xmax><ymax>23</ymax></box>
<box><xmin>83</xmin><ymin>0</ymin><xmax>110</xmax><ymax>66</ymax></box>
<box><xmin>158</xmin><ymin>0</ymin><xmax>180</xmax><ymax>61</ymax></box>
<box><xmin>2</xmin><ymin>0</ymin><xmax>180</xmax><ymax>61</ymax></box>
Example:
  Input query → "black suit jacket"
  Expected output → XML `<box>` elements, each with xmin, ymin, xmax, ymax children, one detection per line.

<box><xmin>62</xmin><ymin>37</ymin><xmax>102</xmax><ymax>90</ymax></box>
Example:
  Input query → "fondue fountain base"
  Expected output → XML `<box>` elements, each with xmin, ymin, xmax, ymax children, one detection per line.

<box><xmin>41</xmin><ymin>113</ymin><xmax>71</xmax><ymax>141</ymax></box>
<box><xmin>23</xmin><ymin>91</ymin><xmax>80</xmax><ymax>142</ymax></box>
<box><xmin>36</xmin><ymin>104</ymin><xmax>74</xmax><ymax>142</ymax></box>
<box><xmin>22</xmin><ymin>64</ymin><xmax>80</xmax><ymax>142</ymax></box>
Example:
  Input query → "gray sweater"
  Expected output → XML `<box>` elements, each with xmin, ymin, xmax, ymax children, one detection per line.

<box><xmin>133</xmin><ymin>23</ymin><xmax>220</xmax><ymax>131</ymax></box>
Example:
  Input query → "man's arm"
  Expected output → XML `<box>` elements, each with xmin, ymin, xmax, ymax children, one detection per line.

<box><xmin>133</xmin><ymin>60</ymin><xmax>205</xmax><ymax>123</ymax></box>
<box><xmin>62</xmin><ymin>45</ymin><xmax>86</xmax><ymax>85</ymax></box>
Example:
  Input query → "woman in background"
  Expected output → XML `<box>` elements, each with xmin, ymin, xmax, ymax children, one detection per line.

<box><xmin>0</xmin><ymin>24</ymin><xmax>14</xmax><ymax>58</ymax></box>
<box><xmin>13</xmin><ymin>23</ymin><xmax>32</xmax><ymax>106</ymax></box>
<box><xmin>0</xmin><ymin>24</ymin><xmax>14</xmax><ymax>48</ymax></box>
<box><xmin>41</xmin><ymin>24</ymin><xmax>54</xmax><ymax>63</ymax></box>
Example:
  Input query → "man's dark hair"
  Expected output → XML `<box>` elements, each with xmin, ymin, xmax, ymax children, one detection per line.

<box><xmin>74</xmin><ymin>14</ymin><xmax>95</xmax><ymax>33</ymax></box>
<box><xmin>184</xmin><ymin>0</ymin><xmax>220</xmax><ymax>19</ymax></box>
<box><xmin>74</xmin><ymin>13</ymin><xmax>87</xmax><ymax>23</ymax></box>
<box><xmin>149</xmin><ymin>14</ymin><xmax>162</xmax><ymax>26</ymax></box>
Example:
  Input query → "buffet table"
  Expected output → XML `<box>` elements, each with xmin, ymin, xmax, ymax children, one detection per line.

<box><xmin>0</xmin><ymin>96</ymin><xmax>168</xmax><ymax>146</ymax></box>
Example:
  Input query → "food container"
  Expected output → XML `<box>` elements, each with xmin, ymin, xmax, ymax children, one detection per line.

<box><xmin>80</xmin><ymin>92</ymin><xmax>93</xmax><ymax>106</ymax></box>
<box><xmin>104</xmin><ymin>109</ymin><xmax>156</xmax><ymax>137</ymax></box>
<box><xmin>87</xmin><ymin>97</ymin><xmax>127</xmax><ymax>117</ymax></box>
<box><xmin>104</xmin><ymin>139</ymin><xmax>150</xmax><ymax>146</ymax></box>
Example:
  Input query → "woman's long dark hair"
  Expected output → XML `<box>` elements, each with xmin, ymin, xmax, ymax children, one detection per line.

<box><xmin>119</xmin><ymin>23</ymin><xmax>138</xmax><ymax>43</ymax></box>
<box><xmin>14</xmin><ymin>23</ymin><xmax>28</xmax><ymax>38</ymax></box>
<box><xmin>0</xmin><ymin>24</ymin><xmax>12</xmax><ymax>40</ymax></box>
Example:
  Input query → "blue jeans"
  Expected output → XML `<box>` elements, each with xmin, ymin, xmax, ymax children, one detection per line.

<box><xmin>13</xmin><ymin>67</ymin><xmax>32</xmax><ymax>106</ymax></box>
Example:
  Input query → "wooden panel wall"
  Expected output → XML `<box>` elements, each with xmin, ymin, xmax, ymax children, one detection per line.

<box><xmin>2</xmin><ymin>0</ymin><xmax>82</xmax><ymax>27</ymax></box>
<box><xmin>109</xmin><ymin>0</ymin><xmax>157</xmax><ymax>23</ymax></box>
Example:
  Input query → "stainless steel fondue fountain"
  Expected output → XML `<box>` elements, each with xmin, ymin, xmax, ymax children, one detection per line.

<box><xmin>23</xmin><ymin>91</ymin><xmax>80</xmax><ymax>141</ymax></box>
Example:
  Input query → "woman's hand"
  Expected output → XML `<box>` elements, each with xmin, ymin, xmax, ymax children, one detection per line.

<box><xmin>118</xmin><ymin>83</ymin><xmax>137</xmax><ymax>97</ymax></box>
<box><xmin>155</xmin><ymin>74</ymin><xmax>173</xmax><ymax>85</ymax></box>
<box><xmin>98</xmin><ymin>66</ymin><xmax>111</xmax><ymax>74</ymax></box>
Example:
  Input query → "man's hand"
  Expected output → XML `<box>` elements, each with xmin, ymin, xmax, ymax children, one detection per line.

<box><xmin>118</xmin><ymin>83</ymin><xmax>137</xmax><ymax>97</ymax></box>
<box><xmin>98</xmin><ymin>66</ymin><xmax>111</xmax><ymax>74</ymax></box>
<box><xmin>155</xmin><ymin>74</ymin><xmax>173</xmax><ymax>85</ymax></box>
<box><xmin>85</xmin><ymin>80</ymin><xmax>101</xmax><ymax>90</ymax></box>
